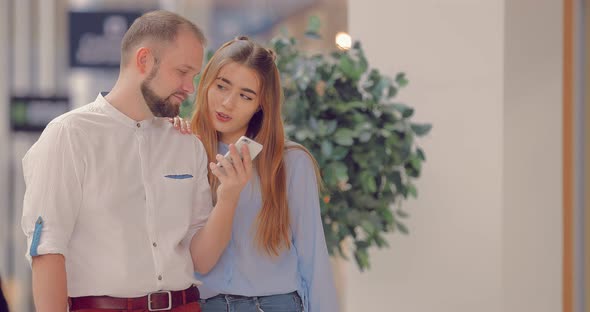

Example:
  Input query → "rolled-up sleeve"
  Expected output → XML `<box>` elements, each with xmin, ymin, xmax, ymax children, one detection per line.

<box><xmin>287</xmin><ymin>149</ymin><xmax>339</xmax><ymax>312</ymax></box>
<box><xmin>21</xmin><ymin>121</ymin><xmax>85</xmax><ymax>263</ymax></box>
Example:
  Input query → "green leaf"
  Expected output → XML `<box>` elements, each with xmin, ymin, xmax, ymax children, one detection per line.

<box><xmin>333</xmin><ymin>101</ymin><xmax>366</xmax><ymax>113</ymax></box>
<box><xmin>295</xmin><ymin>130</ymin><xmax>308</xmax><ymax>141</ymax></box>
<box><xmin>395</xmin><ymin>73</ymin><xmax>409</xmax><ymax>87</ymax></box>
<box><xmin>354</xmin><ymin>246</ymin><xmax>370</xmax><ymax>271</ymax></box>
<box><xmin>325</xmin><ymin>120</ymin><xmax>338</xmax><ymax>135</ymax></box>
<box><xmin>391</xmin><ymin>171</ymin><xmax>403</xmax><ymax>192</ymax></box>
<box><xmin>391</xmin><ymin>103</ymin><xmax>414</xmax><ymax>118</ymax></box>
<box><xmin>333</xmin><ymin>128</ymin><xmax>354</xmax><ymax>146</ymax></box>
<box><xmin>411</xmin><ymin>123</ymin><xmax>432</xmax><ymax>136</ymax></box>
<box><xmin>396</xmin><ymin>209</ymin><xmax>409</xmax><ymax>218</ymax></box>
<box><xmin>360</xmin><ymin>171</ymin><xmax>377</xmax><ymax>193</ymax></box>
<box><xmin>374</xmin><ymin>234</ymin><xmax>389</xmax><ymax>248</ymax></box>
<box><xmin>416</xmin><ymin>147</ymin><xmax>426</xmax><ymax>161</ymax></box>
<box><xmin>402</xmin><ymin>107</ymin><xmax>414</xmax><ymax>118</ymax></box>
<box><xmin>339</xmin><ymin>55</ymin><xmax>363</xmax><ymax>81</ymax></box>
<box><xmin>407</xmin><ymin>183</ymin><xmax>417</xmax><ymax>198</ymax></box>
<box><xmin>326</xmin><ymin>161</ymin><xmax>348</xmax><ymax>184</ymax></box>
<box><xmin>339</xmin><ymin>56</ymin><xmax>355</xmax><ymax>79</ymax></box>
<box><xmin>411</xmin><ymin>157</ymin><xmax>422</xmax><ymax>171</ymax></box>
<box><xmin>316</xmin><ymin>120</ymin><xmax>334</xmax><ymax>136</ymax></box>
<box><xmin>382</xmin><ymin>209</ymin><xmax>394</xmax><ymax>224</ymax></box>
<box><xmin>380</xmin><ymin>129</ymin><xmax>391</xmax><ymax>138</ymax></box>
<box><xmin>309</xmin><ymin>117</ymin><xmax>319</xmax><ymax>130</ymax></box>
<box><xmin>360</xmin><ymin>220</ymin><xmax>375</xmax><ymax>233</ymax></box>
<box><xmin>395</xmin><ymin>221</ymin><xmax>409</xmax><ymax>234</ymax></box>
<box><xmin>333</xmin><ymin>162</ymin><xmax>348</xmax><ymax>181</ymax></box>
<box><xmin>295</xmin><ymin>128</ymin><xmax>316</xmax><ymax>141</ymax></box>
<box><xmin>358</xmin><ymin>131</ymin><xmax>372</xmax><ymax>143</ymax></box>
<box><xmin>321</xmin><ymin>140</ymin><xmax>333</xmax><ymax>157</ymax></box>
<box><xmin>331</xmin><ymin>146</ymin><xmax>349</xmax><ymax>160</ymax></box>
<box><xmin>388</xmin><ymin>86</ymin><xmax>398</xmax><ymax>98</ymax></box>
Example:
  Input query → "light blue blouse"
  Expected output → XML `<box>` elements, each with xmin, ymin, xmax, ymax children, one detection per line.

<box><xmin>195</xmin><ymin>142</ymin><xmax>339</xmax><ymax>312</ymax></box>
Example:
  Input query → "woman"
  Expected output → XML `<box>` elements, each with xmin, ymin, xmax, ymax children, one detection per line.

<box><xmin>174</xmin><ymin>36</ymin><xmax>338</xmax><ymax>312</ymax></box>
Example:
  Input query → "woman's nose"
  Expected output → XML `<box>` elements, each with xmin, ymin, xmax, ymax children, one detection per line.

<box><xmin>221</xmin><ymin>93</ymin><xmax>235</xmax><ymax>109</ymax></box>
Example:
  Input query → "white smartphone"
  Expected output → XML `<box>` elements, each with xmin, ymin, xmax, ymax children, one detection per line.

<box><xmin>217</xmin><ymin>136</ymin><xmax>263</xmax><ymax>166</ymax></box>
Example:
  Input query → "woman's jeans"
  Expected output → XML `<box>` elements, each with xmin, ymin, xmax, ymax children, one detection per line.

<box><xmin>200</xmin><ymin>291</ymin><xmax>303</xmax><ymax>312</ymax></box>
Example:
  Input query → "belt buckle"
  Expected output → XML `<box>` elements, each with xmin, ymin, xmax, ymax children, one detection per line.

<box><xmin>148</xmin><ymin>290</ymin><xmax>172</xmax><ymax>311</ymax></box>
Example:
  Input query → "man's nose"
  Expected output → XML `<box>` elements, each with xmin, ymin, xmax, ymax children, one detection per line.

<box><xmin>182</xmin><ymin>78</ymin><xmax>195</xmax><ymax>94</ymax></box>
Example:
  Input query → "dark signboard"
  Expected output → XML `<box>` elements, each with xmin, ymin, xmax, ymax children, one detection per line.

<box><xmin>69</xmin><ymin>11</ymin><xmax>143</xmax><ymax>68</ymax></box>
<box><xmin>11</xmin><ymin>96</ymin><xmax>70</xmax><ymax>132</ymax></box>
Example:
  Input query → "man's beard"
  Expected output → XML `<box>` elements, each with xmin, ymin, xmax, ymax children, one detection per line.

<box><xmin>140</xmin><ymin>65</ymin><xmax>182</xmax><ymax>118</ymax></box>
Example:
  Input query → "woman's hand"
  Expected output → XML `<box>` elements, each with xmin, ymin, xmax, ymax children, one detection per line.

<box><xmin>168</xmin><ymin>117</ymin><xmax>192</xmax><ymax>135</ymax></box>
<box><xmin>189</xmin><ymin>144</ymin><xmax>254</xmax><ymax>274</ymax></box>
<box><xmin>210</xmin><ymin>144</ymin><xmax>253</xmax><ymax>203</ymax></box>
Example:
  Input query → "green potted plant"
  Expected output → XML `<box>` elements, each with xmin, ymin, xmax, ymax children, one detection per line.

<box><xmin>181</xmin><ymin>23</ymin><xmax>431</xmax><ymax>271</ymax></box>
<box><xmin>271</xmin><ymin>27</ymin><xmax>431</xmax><ymax>271</ymax></box>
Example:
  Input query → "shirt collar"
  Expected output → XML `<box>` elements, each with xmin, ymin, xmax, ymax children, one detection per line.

<box><xmin>95</xmin><ymin>92</ymin><xmax>156</xmax><ymax>129</ymax></box>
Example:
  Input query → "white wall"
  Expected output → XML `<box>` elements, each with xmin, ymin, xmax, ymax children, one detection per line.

<box><xmin>503</xmin><ymin>1</ymin><xmax>563</xmax><ymax>311</ymax></box>
<box><xmin>346</xmin><ymin>1</ymin><xmax>563</xmax><ymax>311</ymax></box>
<box><xmin>346</xmin><ymin>2</ymin><xmax>505</xmax><ymax>311</ymax></box>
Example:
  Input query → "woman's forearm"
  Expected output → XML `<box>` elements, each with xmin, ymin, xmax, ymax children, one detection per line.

<box><xmin>190</xmin><ymin>195</ymin><xmax>239</xmax><ymax>274</ymax></box>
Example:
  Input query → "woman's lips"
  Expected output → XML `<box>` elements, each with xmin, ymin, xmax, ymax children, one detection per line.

<box><xmin>216</xmin><ymin>112</ymin><xmax>232</xmax><ymax>122</ymax></box>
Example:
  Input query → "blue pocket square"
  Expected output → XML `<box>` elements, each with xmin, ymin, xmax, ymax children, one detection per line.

<box><xmin>164</xmin><ymin>174</ymin><xmax>193</xmax><ymax>179</ymax></box>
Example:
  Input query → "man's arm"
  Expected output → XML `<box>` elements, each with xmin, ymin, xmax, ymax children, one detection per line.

<box><xmin>190</xmin><ymin>144</ymin><xmax>252</xmax><ymax>274</ymax></box>
<box><xmin>22</xmin><ymin>122</ymin><xmax>84</xmax><ymax>311</ymax></box>
<box><xmin>31</xmin><ymin>254</ymin><xmax>67</xmax><ymax>312</ymax></box>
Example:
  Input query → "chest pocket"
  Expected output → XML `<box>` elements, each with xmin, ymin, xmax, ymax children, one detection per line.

<box><xmin>157</xmin><ymin>172</ymin><xmax>195</xmax><ymax>232</ymax></box>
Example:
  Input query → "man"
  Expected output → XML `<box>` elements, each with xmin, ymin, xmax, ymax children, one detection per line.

<box><xmin>21</xmin><ymin>10</ymin><xmax>251</xmax><ymax>312</ymax></box>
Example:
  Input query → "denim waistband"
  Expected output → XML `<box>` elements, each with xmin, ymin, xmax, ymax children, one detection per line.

<box><xmin>206</xmin><ymin>291</ymin><xmax>299</xmax><ymax>302</ymax></box>
<box><xmin>201</xmin><ymin>291</ymin><xmax>303</xmax><ymax>312</ymax></box>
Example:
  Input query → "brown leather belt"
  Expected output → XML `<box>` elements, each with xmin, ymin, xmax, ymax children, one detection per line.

<box><xmin>69</xmin><ymin>285</ymin><xmax>199</xmax><ymax>311</ymax></box>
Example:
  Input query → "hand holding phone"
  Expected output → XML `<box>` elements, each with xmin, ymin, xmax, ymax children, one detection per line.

<box><xmin>211</xmin><ymin>136</ymin><xmax>257</xmax><ymax>202</ymax></box>
<box><xmin>217</xmin><ymin>136</ymin><xmax>263</xmax><ymax>166</ymax></box>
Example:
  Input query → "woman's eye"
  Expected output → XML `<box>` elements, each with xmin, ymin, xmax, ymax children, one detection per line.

<box><xmin>241</xmin><ymin>94</ymin><xmax>252</xmax><ymax>101</ymax></box>
<box><xmin>216</xmin><ymin>84</ymin><xmax>226</xmax><ymax>90</ymax></box>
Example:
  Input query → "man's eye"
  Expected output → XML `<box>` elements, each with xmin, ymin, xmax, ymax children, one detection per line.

<box><xmin>178</xmin><ymin>69</ymin><xmax>188</xmax><ymax>74</ymax></box>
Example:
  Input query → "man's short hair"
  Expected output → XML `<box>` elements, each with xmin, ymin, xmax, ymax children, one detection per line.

<box><xmin>120</xmin><ymin>10</ymin><xmax>206</xmax><ymax>66</ymax></box>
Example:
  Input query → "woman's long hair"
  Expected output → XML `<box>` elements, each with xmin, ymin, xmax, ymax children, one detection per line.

<box><xmin>191</xmin><ymin>37</ymin><xmax>320</xmax><ymax>256</ymax></box>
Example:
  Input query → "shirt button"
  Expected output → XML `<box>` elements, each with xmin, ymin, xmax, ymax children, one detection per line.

<box><xmin>158</xmin><ymin>275</ymin><xmax>162</xmax><ymax>281</ymax></box>
<box><xmin>152</xmin><ymin>242</ymin><xmax>157</xmax><ymax>247</ymax></box>
<box><xmin>136</xmin><ymin>122</ymin><xmax>140</xmax><ymax>128</ymax></box>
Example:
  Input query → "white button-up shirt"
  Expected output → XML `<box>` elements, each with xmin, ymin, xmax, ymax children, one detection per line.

<box><xmin>21</xmin><ymin>93</ymin><xmax>213</xmax><ymax>297</ymax></box>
